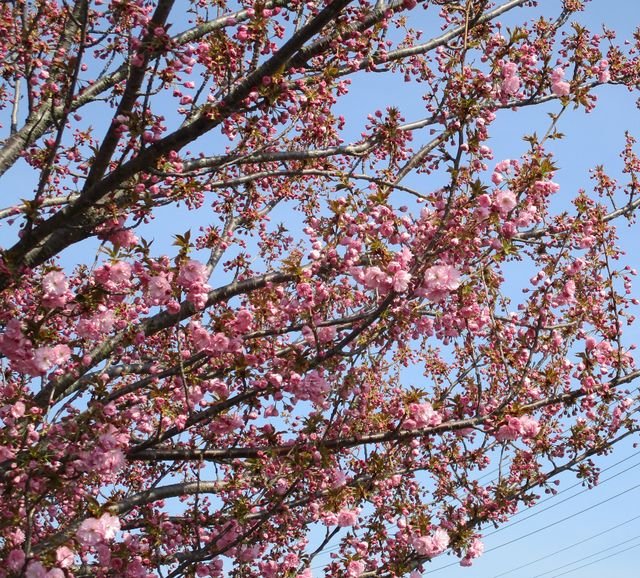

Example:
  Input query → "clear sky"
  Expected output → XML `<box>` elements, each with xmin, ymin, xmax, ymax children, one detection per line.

<box><xmin>1</xmin><ymin>1</ymin><xmax>639</xmax><ymax>576</ymax></box>
<box><xmin>425</xmin><ymin>2</ymin><xmax>640</xmax><ymax>577</ymax></box>
<box><xmin>322</xmin><ymin>1</ymin><xmax>640</xmax><ymax>576</ymax></box>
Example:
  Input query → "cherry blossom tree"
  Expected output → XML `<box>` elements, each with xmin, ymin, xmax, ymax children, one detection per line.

<box><xmin>1</xmin><ymin>0</ymin><xmax>640</xmax><ymax>576</ymax></box>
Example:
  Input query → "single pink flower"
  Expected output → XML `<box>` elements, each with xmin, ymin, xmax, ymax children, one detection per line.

<box><xmin>421</xmin><ymin>265</ymin><xmax>461</xmax><ymax>302</ymax></box>
<box><xmin>362</xmin><ymin>266</ymin><xmax>390</xmax><ymax>291</ymax></box>
<box><xmin>177</xmin><ymin>259</ymin><xmax>208</xmax><ymax>288</ymax></box>
<box><xmin>494</xmin><ymin>189</ymin><xmax>517</xmax><ymax>216</ymax></box>
<box><xmin>337</xmin><ymin>508</ymin><xmax>359</xmax><ymax>527</ymax></box>
<box><xmin>346</xmin><ymin>560</ymin><xmax>366</xmax><ymax>577</ymax></box>
<box><xmin>7</xmin><ymin>549</ymin><xmax>25</xmax><ymax>571</ymax></box>
<box><xmin>495</xmin><ymin>416</ymin><xmax>522</xmax><ymax>441</ymax></box>
<box><xmin>460</xmin><ymin>537</ymin><xmax>484</xmax><ymax>566</ymax></box>
<box><xmin>10</xmin><ymin>401</ymin><xmax>25</xmax><ymax>419</ymax></box>
<box><xmin>519</xmin><ymin>415</ymin><xmax>540</xmax><ymax>438</ymax></box>
<box><xmin>56</xmin><ymin>546</ymin><xmax>75</xmax><ymax>568</ymax></box>
<box><xmin>392</xmin><ymin>270</ymin><xmax>412</xmax><ymax>292</ymax></box>
<box><xmin>502</xmin><ymin>75</ymin><xmax>521</xmax><ymax>95</ymax></box>
<box><xmin>0</xmin><ymin>445</ymin><xmax>16</xmax><ymax>461</ymax></box>
<box><xmin>412</xmin><ymin>528</ymin><xmax>450</xmax><ymax>557</ymax></box>
<box><xmin>551</xmin><ymin>67</ymin><xmax>570</xmax><ymax>96</ymax></box>
<box><xmin>146</xmin><ymin>274</ymin><xmax>172</xmax><ymax>305</ymax></box>
<box><xmin>232</xmin><ymin>309</ymin><xmax>254</xmax><ymax>333</ymax></box>
<box><xmin>598</xmin><ymin>60</ymin><xmax>611</xmax><ymax>83</ymax></box>
<box><xmin>76</xmin><ymin>513</ymin><xmax>120</xmax><ymax>546</ymax></box>
<box><xmin>42</xmin><ymin>271</ymin><xmax>71</xmax><ymax>308</ymax></box>
<box><xmin>25</xmin><ymin>561</ymin><xmax>47</xmax><ymax>578</ymax></box>
<box><xmin>501</xmin><ymin>62</ymin><xmax>521</xmax><ymax>96</ymax></box>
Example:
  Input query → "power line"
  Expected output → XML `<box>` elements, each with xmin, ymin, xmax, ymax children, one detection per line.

<box><xmin>528</xmin><ymin>535</ymin><xmax>640</xmax><ymax>578</ymax></box>
<box><xmin>485</xmin><ymin>454</ymin><xmax>640</xmax><ymax>537</ymax></box>
<box><xmin>487</xmin><ymin>481</ymin><xmax>640</xmax><ymax>553</ymax></box>
<box><xmin>310</xmin><ymin>448</ymin><xmax>640</xmax><ymax>570</ymax></box>
<box><xmin>492</xmin><ymin>512</ymin><xmax>640</xmax><ymax>577</ymax></box>
<box><xmin>307</xmin><ymin>408</ymin><xmax>640</xmax><ymax>570</ymax></box>
<box><xmin>428</xmin><ymin>480</ymin><xmax>640</xmax><ymax>573</ymax></box>
<box><xmin>506</xmin><ymin>447</ymin><xmax>640</xmax><ymax>512</ymax></box>
<box><xmin>545</xmin><ymin>541</ymin><xmax>640</xmax><ymax>578</ymax></box>
<box><xmin>316</xmin><ymin>449</ymin><xmax>640</xmax><ymax>558</ymax></box>
<box><xmin>476</xmin><ymin>391</ymin><xmax>640</xmax><ymax>487</ymax></box>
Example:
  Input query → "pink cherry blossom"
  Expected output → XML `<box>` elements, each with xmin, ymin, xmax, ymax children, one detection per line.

<box><xmin>420</xmin><ymin>265</ymin><xmax>461</xmax><ymax>302</ymax></box>
<box><xmin>495</xmin><ymin>415</ymin><xmax>540</xmax><ymax>441</ymax></box>
<box><xmin>317</xmin><ymin>325</ymin><xmax>336</xmax><ymax>343</ymax></box>
<box><xmin>460</xmin><ymin>537</ymin><xmax>484</xmax><ymax>566</ymax></box>
<box><xmin>9</xmin><ymin>401</ymin><xmax>25</xmax><ymax>419</ymax></box>
<box><xmin>346</xmin><ymin>560</ymin><xmax>366</xmax><ymax>577</ymax></box>
<box><xmin>56</xmin><ymin>546</ymin><xmax>75</xmax><ymax>568</ymax></box>
<box><xmin>0</xmin><ymin>3</ymin><xmax>638</xmax><ymax>577</ymax></box>
<box><xmin>94</xmin><ymin>261</ymin><xmax>132</xmax><ymax>291</ymax></box>
<box><xmin>81</xmin><ymin>448</ymin><xmax>125</xmax><ymax>477</ymax></box>
<box><xmin>107</xmin><ymin>227</ymin><xmax>139</xmax><ymax>249</ymax></box>
<box><xmin>76</xmin><ymin>517</ymin><xmax>108</xmax><ymax>546</ymax></box>
<box><xmin>25</xmin><ymin>561</ymin><xmax>47</xmax><ymax>578</ymax></box>
<box><xmin>362</xmin><ymin>266</ymin><xmax>390</xmax><ymax>291</ymax></box>
<box><xmin>331</xmin><ymin>470</ymin><xmax>348</xmax><ymax>489</ymax></box>
<box><xmin>288</xmin><ymin>370</ymin><xmax>330</xmax><ymax>405</ymax></box>
<box><xmin>7</xmin><ymin>548</ymin><xmax>25</xmax><ymax>571</ymax></box>
<box><xmin>494</xmin><ymin>189</ymin><xmax>517</xmax><ymax>216</ymax></box>
<box><xmin>42</xmin><ymin>271</ymin><xmax>71</xmax><ymax>308</ymax></box>
<box><xmin>495</xmin><ymin>416</ymin><xmax>522</xmax><ymax>441</ymax></box>
<box><xmin>76</xmin><ymin>513</ymin><xmax>120</xmax><ymax>546</ymax></box>
<box><xmin>519</xmin><ymin>415</ymin><xmax>541</xmax><ymax>438</ymax></box>
<box><xmin>586</xmin><ymin>336</ymin><xmax>598</xmax><ymax>351</ymax></box>
<box><xmin>555</xmin><ymin>279</ymin><xmax>576</xmax><ymax>306</ymax></box>
<box><xmin>146</xmin><ymin>274</ymin><xmax>173</xmax><ymax>305</ymax></box>
<box><xmin>177</xmin><ymin>259</ymin><xmax>208</xmax><ymax>288</ymax></box>
<box><xmin>598</xmin><ymin>60</ymin><xmax>611</xmax><ymax>83</ymax></box>
<box><xmin>403</xmin><ymin>402</ymin><xmax>442</xmax><ymax>430</ymax></box>
<box><xmin>411</xmin><ymin>527</ymin><xmax>450</xmax><ymax>557</ymax></box>
<box><xmin>76</xmin><ymin>308</ymin><xmax>115</xmax><ymax>340</ymax></box>
<box><xmin>232</xmin><ymin>309</ymin><xmax>254</xmax><ymax>333</ymax></box>
<box><xmin>501</xmin><ymin>62</ymin><xmax>521</xmax><ymax>95</ymax></box>
<box><xmin>336</xmin><ymin>508</ymin><xmax>359</xmax><ymax>527</ymax></box>
<box><xmin>392</xmin><ymin>270</ymin><xmax>412</xmax><ymax>292</ymax></box>
<box><xmin>551</xmin><ymin>67</ymin><xmax>570</xmax><ymax>96</ymax></box>
<box><xmin>0</xmin><ymin>445</ymin><xmax>16</xmax><ymax>461</ymax></box>
<box><xmin>32</xmin><ymin>345</ymin><xmax>71</xmax><ymax>374</ymax></box>
<box><xmin>189</xmin><ymin>320</ymin><xmax>212</xmax><ymax>352</ymax></box>
<box><xmin>0</xmin><ymin>319</ymin><xmax>35</xmax><ymax>372</ymax></box>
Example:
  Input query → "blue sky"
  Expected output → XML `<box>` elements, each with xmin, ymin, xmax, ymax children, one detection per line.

<box><xmin>320</xmin><ymin>1</ymin><xmax>640</xmax><ymax>576</ymax></box>
<box><xmin>1</xmin><ymin>0</ymin><xmax>639</xmax><ymax>576</ymax></box>
<box><xmin>422</xmin><ymin>2</ymin><xmax>640</xmax><ymax>577</ymax></box>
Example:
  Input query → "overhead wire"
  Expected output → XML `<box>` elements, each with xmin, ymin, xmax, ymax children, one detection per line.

<box><xmin>308</xmin><ymin>438</ymin><xmax>640</xmax><ymax>570</ymax></box>
<box><xmin>481</xmin><ymin>481</ymin><xmax>640</xmax><ymax>553</ymax></box>
<box><xmin>307</xmin><ymin>400</ymin><xmax>640</xmax><ymax>571</ymax></box>
<box><xmin>476</xmin><ymin>388</ymin><xmax>640</xmax><ymax>488</ymax></box>
<box><xmin>492</xmin><ymin>512</ymin><xmax>640</xmax><ymax>577</ymax></box>
<box><xmin>427</xmin><ymin>479</ymin><xmax>640</xmax><ymax>573</ymax></box>
<box><xmin>311</xmin><ymin>448</ymin><xmax>640</xmax><ymax>561</ymax></box>
<box><xmin>527</xmin><ymin>534</ymin><xmax>640</xmax><ymax>578</ymax></box>
<box><xmin>543</xmin><ymin>541</ymin><xmax>640</xmax><ymax>578</ymax></box>
<box><xmin>485</xmin><ymin>453</ymin><xmax>640</xmax><ymax>536</ymax></box>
